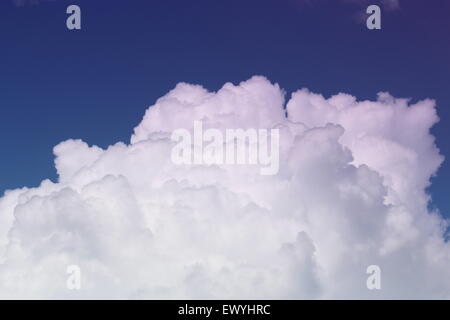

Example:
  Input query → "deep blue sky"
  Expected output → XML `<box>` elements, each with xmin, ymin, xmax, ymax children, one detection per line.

<box><xmin>1</xmin><ymin>0</ymin><xmax>449</xmax><ymax>215</ymax></box>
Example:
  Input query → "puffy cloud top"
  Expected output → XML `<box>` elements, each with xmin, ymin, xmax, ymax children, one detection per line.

<box><xmin>0</xmin><ymin>76</ymin><xmax>447</xmax><ymax>299</ymax></box>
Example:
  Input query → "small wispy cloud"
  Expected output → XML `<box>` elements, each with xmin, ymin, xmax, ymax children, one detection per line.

<box><xmin>344</xmin><ymin>0</ymin><xmax>400</xmax><ymax>11</ymax></box>
<box><xmin>13</xmin><ymin>0</ymin><xmax>54</xmax><ymax>6</ymax></box>
<box><xmin>290</xmin><ymin>0</ymin><xmax>401</xmax><ymax>11</ymax></box>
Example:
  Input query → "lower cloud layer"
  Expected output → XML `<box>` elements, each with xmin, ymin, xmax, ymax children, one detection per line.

<box><xmin>0</xmin><ymin>76</ymin><xmax>448</xmax><ymax>299</ymax></box>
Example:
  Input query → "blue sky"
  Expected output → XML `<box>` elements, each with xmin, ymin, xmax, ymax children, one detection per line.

<box><xmin>1</xmin><ymin>0</ymin><xmax>449</xmax><ymax>215</ymax></box>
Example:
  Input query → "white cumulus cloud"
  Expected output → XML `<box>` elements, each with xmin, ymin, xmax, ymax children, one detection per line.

<box><xmin>0</xmin><ymin>76</ymin><xmax>448</xmax><ymax>299</ymax></box>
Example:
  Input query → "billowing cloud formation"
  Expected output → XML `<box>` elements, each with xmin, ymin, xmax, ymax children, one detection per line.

<box><xmin>0</xmin><ymin>76</ymin><xmax>448</xmax><ymax>299</ymax></box>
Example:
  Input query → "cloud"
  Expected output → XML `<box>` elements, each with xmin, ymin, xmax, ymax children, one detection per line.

<box><xmin>0</xmin><ymin>76</ymin><xmax>448</xmax><ymax>299</ymax></box>
<box><xmin>343</xmin><ymin>0</ymin><xmax>400</xmax><ymax>10</ymax></box>
<box><xmin>13</xmin><ymin>0</ymin><xmax>53</xmax><ymax>6</ymax></box>
<box><xmin>290</xmin><ymin>0</ymin><xmax>400</xmax><ymax>25</ymax></box>
<box><xmin>292</xmin><ymin>0</ymin><xmax>400</xmax><ymax>10</ymax></box>
<box><xmin>381</xmin><ymin>0</ymin><xmax>400</xmax><ymax>10</ymax></box>
<box><xmin>290</xmin><ymin>0</ymin><xmax>400</xmax><ymax>23</ymax></box>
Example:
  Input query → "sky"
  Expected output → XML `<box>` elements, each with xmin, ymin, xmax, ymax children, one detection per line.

<box><xmin>1</xmin><ymin>0</ymin><xmax>450</xmax><ymax>299</ymax></box>
<box><xmin>1</xmin><ymin>0</ymin><xmax>449</xmax><ymax>215</ymax></box>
